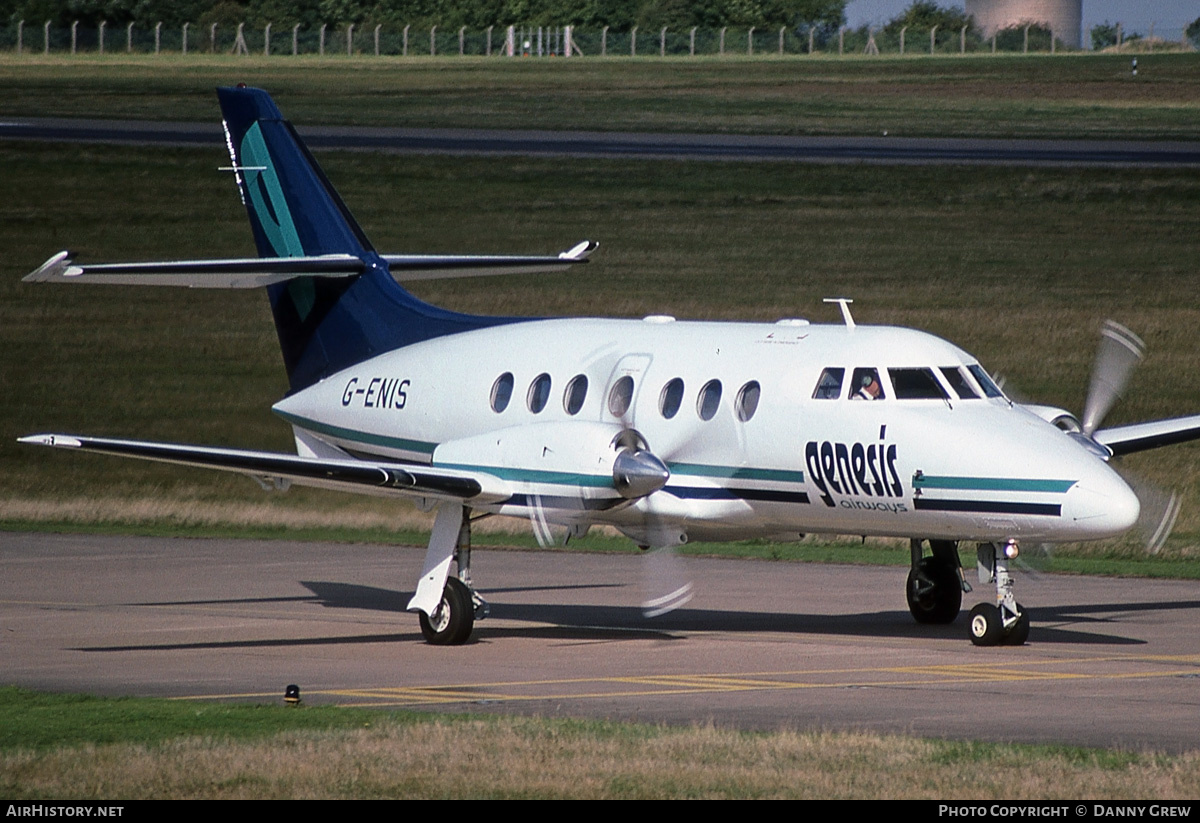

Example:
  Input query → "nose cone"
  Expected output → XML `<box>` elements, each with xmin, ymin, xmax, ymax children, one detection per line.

<box><xmin>1062</xmin><ymin>466</ymin><xmax>1140</xmax><ymax>539</ymax></box>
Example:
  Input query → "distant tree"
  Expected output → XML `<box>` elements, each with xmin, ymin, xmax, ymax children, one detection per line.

<box><xmin>791</xmin><ymin>0</ymin><xmax>843</xmax><ymax>44</ymax></box>
<box><xmin>1186</xmin><ymin>16</ymin><xmax>1200</xmax><ymax>48</ymax></box>
<box><xmin>994</xmin><ymin>21</ymin><xmax>1051</xmax><ymax>51</ymax></box>
<box><xmin>882</xmin><ymin>0</ymin><xmax>972</xmax><ymax>35</ymax></box>
<box><xmin>1090</xmin><ymin>19</ymin><xmax>1118</xmax><ymax>50</ymax></box>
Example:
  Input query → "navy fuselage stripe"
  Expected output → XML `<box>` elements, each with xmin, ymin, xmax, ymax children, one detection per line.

<box><xmin>914</xmin><ymin>498</ymin><xmax>1061</xmax><ymax>516</ymax></box>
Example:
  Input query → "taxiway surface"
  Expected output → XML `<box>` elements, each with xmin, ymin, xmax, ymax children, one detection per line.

<box><xmin>4</xmin><ymin>531</ymin><xmax>1199</xmax><ymax>751</ymax></box>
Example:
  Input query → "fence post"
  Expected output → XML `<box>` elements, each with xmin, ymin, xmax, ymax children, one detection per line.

<box><xmin>486</xmin><ymin>25</ymin><xmax>492</xmax><ymax>56</ymax></box>
<box><xmin>127</xmin><ymin>21</ymin><xmax>133</xmax><ymax>52</ymax></box>
<box><xmin>292</xmin><ymin>23</ymin><xmax>299</xmax><ymax>54</ymax></box>
<box><xmin>1116</xmin><ymin>22</ymin><xmax>1122</xmax><ymax>47</ymax></box>
<box><xmin>660</xmin><ymin>27</ymin><xmax>665</xmax><ymax>56</ymax></box>
<box><xmin>719</xmin><ymin>27</ymin><xmax>726</xmax><ymax>55</ymax></box>
<box><xmin>375</xmin><ymin>24</ymin><xmax>380</xmax><ymax>56</ymax></box>
<box><xmin>347</xmin><ymin>24</ymin><xmax>354</xmax><ymax>55</ymax></box>
<box><xmin>264</xmin><ymin>23</ymin><xmax>270</xmax><ymax>55</ymax></box>
<box><xmin>403</xmin><ymin>24</ymin><xmax>409</xmax><ymax>55</ymax></box>
<box><xmin>319</xmin><ymin>23</ymin><xmax>325</xmax><ymax>55</ymax></box>
<box><xmin>182</xmin><ymin>22</ymin><xmax>188</xmax><ymax>54</ymax></box>
<box><xmin>155</xmin><ymin>21</ymin><xmax>161</xmax><ymax>53</ymax></box>
<box><xmin>210</xmin><ymin>22</ymin><xmax>217</xmax><ymax>53</ymax></box>
<box><xmin>779</xmin><ymin>26</ymin><xmax>784</xmax><ymax>55</ymax></box>
<box><xmin>430</xmin><ymin>25</ymin><xmax>435</xmax><ymax>56</ymax></box>
<box><xmin>838</xmin><ymin>26</ymin><xmax>844</xmax><ymax>55</ymax></box>
<box><xmin>690</xmin><ymin>27</ymin><xmax>696</xmax><ymax>55</ymax></box>
<box><xmin>98</xmin><ymin>20</ymin><xmax>105</xmax><ymax>53</ymax></box>
<box><xmin>929</xmin><ymin>25</ymin><xmax>937</xmax><ymax>54</ymax></box>
<box><xmin>900</xmin><ymin>25</ymin><xmax>906</xmax><ymax>54</ymax></box>
<box><xmin>960</xmin><ymin>24</ymin><xmax>965</xmax><ymax>54</ymax></box>
<box><xmin>16</xmin><ymin>20</ymin><xmax>22</xmax><ymax>54</ymax></box>
<box><xmin>808</xmin><ymin>28</ymin><xmax>814</xmax><ymax>54</ymax></box>
<box><xmin>71</xmin><ymin>20</ymin><xmax>77</xmax><ymax>54</ymax></box>
<box><xmin>505</xmin><ymin>25</ymin><xmax>513</xmax><ymax>56</ymax></box>
<box><xmin>631</xmin><ymin>26</ymin><xmax>636</xmax><ymax>56</ymax></box>
<box><xmin>459</xmin><ymin>26</ymin><xmax>465</xmax><ymax>55</ymax></box>
<box><xmin>233</xmin><ymin>22</ymin><xmax>247</xmax><ymax>54</ymax></box>
<box><xmin>1022</xmin><ymin>23</ymin><xmax>1028</xmax><ymax>53</ymax></box>
<box><xmin>44</xmin><ymin>20</ymin><xmax>50</xmax><ymax>54</ymax></box>
<box><xmin>1050</xmin><ymin>28</ymin><xmax>1055</xmax><ymax>53</ymax></box>
<box><xmin>991</xmin><ymin>32</ymin><xmax>995</xmax><ymax>52</ymax></box>
<box><xmin>748</xmin><ymin>26</ymin><xmax>754</xmax><ymax>55</ymax></box>
<box><xmin>601</xmin><ymin>26</ymin><xmax>607</xmax><ymax>56</ymax></box>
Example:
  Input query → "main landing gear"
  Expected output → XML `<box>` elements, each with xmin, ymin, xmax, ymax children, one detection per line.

<box><xmin>410</xmin><ymin>505</ymin><xmax>489</xmax><ymax>646</ymax></box>
<box><xmin>906</xmin><ymin>538</ymin><xmax>1029</xmax><ymax>646</ymax></box>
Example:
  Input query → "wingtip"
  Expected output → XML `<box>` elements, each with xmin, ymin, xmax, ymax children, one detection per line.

<box><xmin>23</xmin><ymin>251</ymin><xmax>75</xmax><ymax>283</ymax></box>
<box><xmin>559</xmin><ymin>240</ymin><xmax>599</xmax><ymax>261</ymax></box>
<box><xmin>17</xmin><ymin>434</ymin><xmax>82</xmax><ymax>448</ymax></box>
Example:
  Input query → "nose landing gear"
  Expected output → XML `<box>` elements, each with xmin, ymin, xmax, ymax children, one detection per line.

<box><xmin>969</xmin><ymin>540</ymin><xmax>1029</xmax><ymax>646</ymax></box>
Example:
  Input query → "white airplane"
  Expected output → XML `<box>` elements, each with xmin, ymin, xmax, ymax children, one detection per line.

<box><xmin>20</xmin><ymin>86</ymin><xmax>1200</xmax><ymax>647</ymax></box>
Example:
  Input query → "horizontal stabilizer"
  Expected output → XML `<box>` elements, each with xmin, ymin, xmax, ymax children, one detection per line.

<box><xmin>1094</xmin><ymin>414</ymin><xmax>1200</xmax><ymax>456</ymax></box>
<box><xmin>382</xmin><ymin>240</ymin><xmax>597</xmax><ymax>281</ymax></box>
<box><xmin>18</xmin><ymin>433</ymin><xmax>509</xmax><ymax>503</ymax></box>
<box><xmin>26</xmin><ymin>241</ymin><xmax>596</xmax><ymax>288</ymax></box>
<box><xmin>24</xmin><ymin>251</ymin><xmax>366</xmax><ymax>289</ymax></box>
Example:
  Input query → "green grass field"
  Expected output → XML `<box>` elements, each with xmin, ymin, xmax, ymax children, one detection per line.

<box><xmin>0</xmin><ymin>52</ymin><xmax>1198</xmax><ymax>138</ymax></box>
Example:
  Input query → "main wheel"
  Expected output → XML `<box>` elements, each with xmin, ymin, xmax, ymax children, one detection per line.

<box><xmin>968</xmin><ymin>603</ymin><xmax>1004</xmax><ymax>646</ymax></box>
<box><xmin>906</xmin><ymin>557</ymin><xmax>963</xmax><ymax>624</ymax></box>
<box><xmin>1003</xmin><ymin>603</ymin><xmax>1030</xmax><ymax>646</ymax></box>
<box><xmin>419</xmin><ymin>577</ymin><xmax>475</xmax><ymax>645</ymax></box>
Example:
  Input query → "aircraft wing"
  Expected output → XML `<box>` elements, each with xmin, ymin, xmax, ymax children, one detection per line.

<box><xmin>25</xmin><ymin>241</ymin><xmax>596</xmax><ymax>288</ymax></box>
<box><xmin>17</xmin><ymin>434</ymin><xmax>509</xmax><ymax>503</ymax></box>
<box><xmin>1093</xmin><ymin>414</ymin><xmax>1200</xmax><ymax>456</ymax></box>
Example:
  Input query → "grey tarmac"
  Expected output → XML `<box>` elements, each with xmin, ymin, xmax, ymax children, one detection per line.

<box><xmin>3</xmin><ymin>531</ymin><xmax>1200</xmax><ymax>752</ymax></box>
<box><xmin>0</xmin><ymin>117</ymin><xmax>1198</xmax><ymax>166</ymax></box>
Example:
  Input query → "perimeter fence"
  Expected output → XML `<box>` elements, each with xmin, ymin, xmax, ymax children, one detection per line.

<box><xmin>0</xmin><ymin>20</ymin><xmax>1192</xmax><ymax>57</ymax></box>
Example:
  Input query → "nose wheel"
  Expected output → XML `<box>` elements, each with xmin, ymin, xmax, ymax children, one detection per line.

<box><xmin>969</xmin><ymin>541</ymin><xmax>1030</xmax><ymax>646</ymax></box>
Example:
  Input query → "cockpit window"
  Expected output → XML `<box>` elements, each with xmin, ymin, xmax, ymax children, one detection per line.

<box><xmin>967</xmin><ymin>364</ymin><xmax>1005</xmax><ymax>398</ymax></box>
<box><xmin>940</xmin><ymin>367</ymin><xmax>980</xmax><ymax>399</ymax></box>
<box><xmin>813</xmin><ymin>368</ymin><xmax>844</xmax><ymax>400</ymax></box>
<box><xmin>851</xmin><ymin>368</ymin><xmax>885</xmax><ymax>400</ymax></box>
<box><xmin>888</xmin><ymin>368</ymin><xmax>948</xmax><ymax>400</ymax></box>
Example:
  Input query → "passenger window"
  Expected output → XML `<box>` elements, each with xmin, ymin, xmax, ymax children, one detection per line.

<box><xmin>608</xmin><ymin>375</ymin><xmax>635</xmax><ymax>417</ymax></box>
<box><xmin>697</xmin><ymin>379</ymin><xmax>722</xmax><ymax>421</ymax></box>
<box><xmin>527</xmin><ymin>373</ymin><xmax>552</xmax><ymax>413</ymax></box>
<box><xmin>968</xmin><ymin>364</ymin><xmax>1005</xmax><ymax>398</ymax></box>
<box><xmin>940</xmin><ymin>367</ymin><xmax>979</xmax><ymax>399</ymax></box>
<box><xmin>813</xmin><ymin>368</ymin><xmax>844</xmax><ymax>399</ymax></box>
<box><xmin>490</xmin><ymin>372</ymin><xmax>514</xmax><ymax>413</ymax></box>
<box><xmin>850</xmin><ymin>368</ymin><xmax>885</xmax><ymax>400</ymax></box>
<box><xmin>563</xmin><ymin>374</ymin><xmax>588</xmax><ymax>415</ymax></box>
<box><xmin>660</xmin><ymin>378</ymin><xmax>684</xmax><ymax>419</ymax></box>
<box><xmin>736</xmin><ymin>381</ymin><xmax>761</xmax><ymax>422</ymax></box>
<box><xmin>889</xmin><ymin>368</ymin><xmax>948</xmax><ymax>400</ymax></box>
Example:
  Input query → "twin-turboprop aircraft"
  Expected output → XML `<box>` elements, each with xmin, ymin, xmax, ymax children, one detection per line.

<box><xmin>21</xmin><ymin>86</ymin><xmax>1200</xmax><ymax>647</ymax></box>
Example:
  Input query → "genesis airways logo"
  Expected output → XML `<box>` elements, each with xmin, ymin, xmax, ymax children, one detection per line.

<box><xmin>805</xmin><ymin>427</ymin><xmax>905</xmax><ymax>511</ymax></box>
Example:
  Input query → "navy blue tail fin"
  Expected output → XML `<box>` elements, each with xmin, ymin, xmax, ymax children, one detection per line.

<box><xmin>217</xmin><ymin>86</ymin><xmax>506</xmax><ymax>392</ymax></box>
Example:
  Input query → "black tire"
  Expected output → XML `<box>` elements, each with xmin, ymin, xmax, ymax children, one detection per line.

<box><xmin>419</xmin><ymin>577</ymin><xmax>475</xmax><ymax>645</ymax></box>
<box><xmin>968</xmin><ymin>603</ymin><xmax>1004</xmax><ymax>646</ymax></box>
<box><xmin>906</xmin><ymin>556</ymin><xmax>962</xmax><ymax>624</ymax></box>
<box><xmin>1003</xmin><ymin>603</ymin><xmax>1030</xmax><ymax>646</ymax></box>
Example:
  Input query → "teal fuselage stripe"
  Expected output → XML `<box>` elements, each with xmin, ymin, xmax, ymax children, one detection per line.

<box><xmin>279</xmin><ymin>412</ymin><xmax>809</xmax><ymax>489</ymax></box>
<box><xmin>275</xmin><ymin>410</ymin><xmax>437</xmax><ymax>455</ymax></box>
<box><xmin>914</xmin><ymin>476</ymin><xmax>1076</xmax><ymax>493</ymax></box>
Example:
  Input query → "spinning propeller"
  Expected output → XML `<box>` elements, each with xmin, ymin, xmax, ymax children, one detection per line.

<box><xmin>1067</xmin><ymin>321</ymin><xmax>1178</xmax><ymax>554</ymax></box>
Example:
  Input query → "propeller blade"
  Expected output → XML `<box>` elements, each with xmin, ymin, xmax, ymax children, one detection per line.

<box><xmin>1120</xmin><ymin>469</ymin><xmax>1181</xmax><ymax>555</ymax></box>
<box><xmin>1082</xmin><ymin>320</ymin><xmax>1145</xmax><ymax>436</ymax></box>
<box><xmin>641</xmin><ymin>545</ymin><xmax>694</xmax><ymax>617</ymax></box>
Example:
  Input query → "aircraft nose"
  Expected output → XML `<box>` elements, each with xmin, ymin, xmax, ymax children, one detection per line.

<box><xmin>1062</xmin><ymin>467</ymin><xmax>1140</xmax><ymax>539</ymax></box>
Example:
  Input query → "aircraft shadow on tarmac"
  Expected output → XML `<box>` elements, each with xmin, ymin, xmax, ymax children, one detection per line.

<box><xmin>76</xmin><ymin>580</ymin><xmax>1200</xmax><ymax>652</ymax></box>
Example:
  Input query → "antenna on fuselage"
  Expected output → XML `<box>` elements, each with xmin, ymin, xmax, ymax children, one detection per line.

<box><xmin>823</xmin><ymin>297</ymin><xmax>856</xmax><ymax>330</ymax></box>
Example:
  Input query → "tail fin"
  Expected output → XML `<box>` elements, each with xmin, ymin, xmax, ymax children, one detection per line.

<box><xmin>217</xmin><ymin>85</ymin><xmax>506</xmax><ymax>392</ymax></box>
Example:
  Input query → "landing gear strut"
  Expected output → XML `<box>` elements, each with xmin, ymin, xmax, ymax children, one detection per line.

<box><xmin>906</xmin><ymin>539</ymin><xmax>968</xmax><ymax>624</ymax></box>
<box><xmin>410</xmin><ymin>504</ymin><xmax>489</xmax><ymax>646</ymax></box>
<box><xmin>969</xmin><ymin>540</ymin><xmax>1029</xmax><ymax>646</ymax></box>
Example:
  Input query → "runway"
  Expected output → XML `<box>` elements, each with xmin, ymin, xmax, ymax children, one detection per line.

<box><xmin>2</xmin><ymin>117</ymin><xmax>1198</xmax><ymax>166</ymax></box>
<box><xmin>4</xmin><ymin>531</ymin><xmax>1200</xmax><ymax>752</ymax></box>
